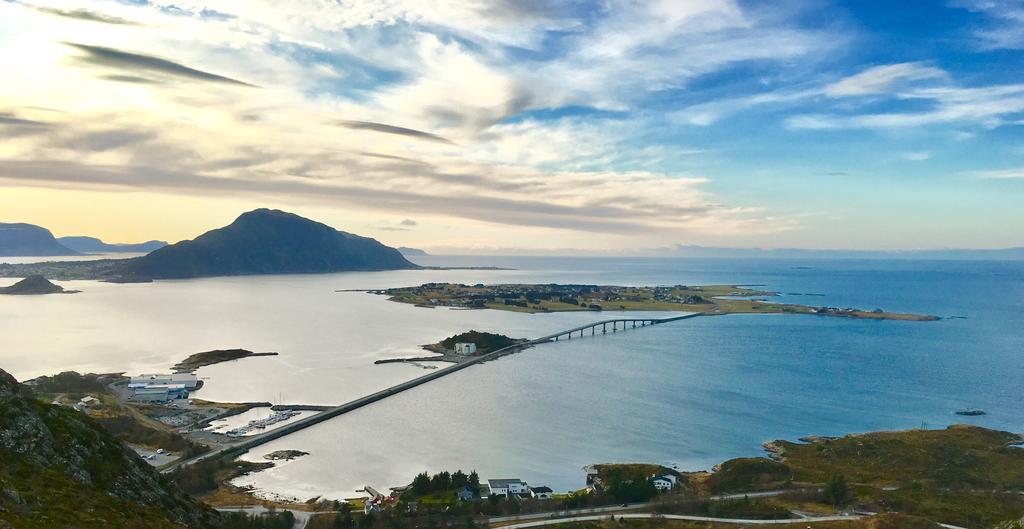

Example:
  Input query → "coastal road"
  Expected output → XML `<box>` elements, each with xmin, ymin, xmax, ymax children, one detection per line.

<box><xmin>487</xmin><ymin>490</ymin><xmax>796</xmax><ymax>525</ymax></box>
<box><xmin>164</xmin><ymin>313</ymin><xmax>700</xmax><ymax>473</ymax></box>
<box><xmin>493</xmin><ymin>512</ymin><xmax>862</xmax><ymax>528</ymax></box>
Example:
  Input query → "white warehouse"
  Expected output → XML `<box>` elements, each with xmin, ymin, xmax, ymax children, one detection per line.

<box><xmin>129</xmin><ymin>373</ymin><xmax>200</xmax><ymax>390</ymax></box>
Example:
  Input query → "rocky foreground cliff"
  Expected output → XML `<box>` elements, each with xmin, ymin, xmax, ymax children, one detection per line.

<box><xmin>0</xmin><ymin>369</ymin><xmax>220</xmax><ymax>529</ymax></box>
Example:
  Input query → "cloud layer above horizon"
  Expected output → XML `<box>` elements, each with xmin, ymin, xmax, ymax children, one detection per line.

<box><xmin>0</xmin><ymin>0</ymin><xmax>1021</xmax><ymax>251</ymax></box>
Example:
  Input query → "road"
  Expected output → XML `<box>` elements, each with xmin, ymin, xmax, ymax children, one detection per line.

<box><xmin>495</xmin><ymin>512</ymin><xmax>862</xmax><ymax>528</ymax></box>
<box><xmin>487</xmin><ymin>490</ymin><xmax>794</xmax><ymax>525</ymax></box>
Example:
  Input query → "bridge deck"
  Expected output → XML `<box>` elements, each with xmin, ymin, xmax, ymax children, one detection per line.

<box><xmin>164</xmin><ymin>312</ymin><xmax>701</xmax><ymax>473</ymax></box>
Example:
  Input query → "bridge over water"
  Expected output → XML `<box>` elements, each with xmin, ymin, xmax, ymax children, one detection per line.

<box><xmin>164</xmin><ymin>312</ymin><xmax>701</xmax><ymax>473</ymax></box>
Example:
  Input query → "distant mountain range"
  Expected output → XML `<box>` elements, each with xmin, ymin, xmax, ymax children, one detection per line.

<box><xmin>0</xmin><ymin>222</ymin><xmax>167</xmax><ymax>256</ymax></box>
<box><xmin>118</xmin><ymin>208</ymin><xmax>417</xmax><ymax>280</ymax></box>
<box><xmin>58</xmin><ymin>236</ymin><xmax>167</xmax><ymax>254</ymax></box>
<box><xmin>0</xmin><ymin>223</ymin><xmax>77</xmax><ymax>256</ymax></box>
<box><xmin>398</xmin><ymin>246</ymin><xmax>429</xmax><ymax>257</ymax></box>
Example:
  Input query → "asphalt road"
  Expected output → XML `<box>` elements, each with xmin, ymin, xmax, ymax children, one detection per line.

<box><xmin>496</xmin><ymin>512</ymin><xmax>861</xmax><ymax>528</ymax></box>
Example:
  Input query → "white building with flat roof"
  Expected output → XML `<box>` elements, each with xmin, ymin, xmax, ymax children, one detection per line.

<box><xmin>454</xmin><ymin>343</ymin><xmax>477</xmax><ymax>356</ymax></box>
<box><xmin>488</xmin><ymin>479</ymin><xmax>527</xmax><ymax>496</ymax></box>
<box><xmin>129</xmin><ymin>373</ymin><xmax>199</xmax><ymax>390</ymax></box>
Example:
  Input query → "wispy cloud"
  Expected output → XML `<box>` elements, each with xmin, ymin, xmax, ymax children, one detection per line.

<box><xmin>65</xmin><ymin>43</ymin><xmax>257</xmax><ymax>87</ymax></box>
<box><xmin>786</xmin><ymin>83</ymin><xmax>1024</xmax><ymax>130</ymax></box>
<box><xmin>336</xmin><ymin>120</ymin><xmax>453</xmax><ymax>144</ymax></box>
<box><xmin>971</xmin><ymin>168</ymin><xmax>1024</xmax><ymax>180</ymax></box>
<box><xmin>32</xmin><ymin>6</ymin><xmax>139</xmax><ymax>25</ymax></box>
<box><xmin>951</xmin><ymin>0</ymin><xmax>1024</xmax><ymax>49</ymax></box>
<box><xmin>901</xmin><ymin>151</ymin><xmax>932</xmax><ymax>161</ymax></box>
<box><xmin>824</xmin><ymin>62</ymin><xmax>946</xmax><ymax>97</ymax></box>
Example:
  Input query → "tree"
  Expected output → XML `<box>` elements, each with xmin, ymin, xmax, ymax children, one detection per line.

<box><xmin>413</xmin><ymin>472</ymin><xmax>432</xmax><ymax>496</ymax></box>
<box><xmin>468</xmin><ymin>471</ymin><xmax>480</xmax><ymax>489</ymax></box>
<box><xmin>431</xmin><ymin>471</ymin><xmax>452</xmax><ymax>491</ymax></box>
<box><xmin>452</xmin><ymin>470</ymin><xmax>468</xmax><ymax>489</ymax></box>
<box><xmin>824</xmin><ymin>474</ymin><xmax>851</xmax><ymax>508</ymax></box>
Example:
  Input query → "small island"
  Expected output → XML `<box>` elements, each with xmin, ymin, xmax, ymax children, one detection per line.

<box><xmin>374</xmin><ymin>283</ymin><xmax>939</xmax><ymax>321</ymax></box>
<box><xmin>172</xmin><ymin>349</ymin><xmax>279</xmax><ymax>372</ymax></box>
<box><xmin>0</xmin><ymin>275</ymin><xmax>78</xmax><ymax>295</ymax></box>
<box><xmin>263</xmin><ymin>450</ymin><xmax>309</xmax><ymax>461</ymax></box>
<box><xmin>375</xmin><ymin>330</ymin><xmax>524</xmax><ymax>365</ymax></box>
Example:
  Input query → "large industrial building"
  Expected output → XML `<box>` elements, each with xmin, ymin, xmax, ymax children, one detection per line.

<box><xmin>129</xmin><ymin>373</ymin><xmax>200</xmax><ymax>390</ymax></box>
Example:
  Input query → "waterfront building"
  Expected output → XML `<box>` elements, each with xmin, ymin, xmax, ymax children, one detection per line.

<box><xmin>529</xmin><ymin>486</ymin><xmax>554</xmax><ymax>499</ymax></box>
<box><xmin>130</xmin><ymin>384</ymin><xmax>189</xmax><ymax>403</ymax></box>
<box><xmin>129</xmin><ymin>372</ymin><xmax>200</xmax><ymax>390</ymax></box>
<box><xmin>454</xmin><ymin>342</ymin><xmax>477</xmax><ymax>356</ymax></box>
<box><xmin>487</xmin><ymin>478</ymin><xmax>527</xmax><ymax>496</ymax></box>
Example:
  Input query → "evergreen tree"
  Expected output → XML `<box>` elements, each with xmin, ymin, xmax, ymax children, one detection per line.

<box><xmin>824</xmin><ymin>474</ymin><xmax>851</xmax><ymax>507</ymax></box>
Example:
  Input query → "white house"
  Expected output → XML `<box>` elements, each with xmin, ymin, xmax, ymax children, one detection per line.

<box><xmin>529</xmin><ymin>486</ymin><xmax>554</xmax><ymax>499</ymax></box>
<box><xmin>454</xmin><ymin>342</ymin><xmax>477</xmax><ymax>356</ymax></box>
<box><xmin>651</xmin><ymin>474</ymin><xmax>677</xmax><ymax>491</ymax></box>
<box><xmin>78</xmin><ymin>396</ymin><xmax>99</xmax><ymax>407</ymax></box>
<box><xmin>488</xmin><ymin>478</ymin><xmax>527</xmax><ymax>496</ymax></box>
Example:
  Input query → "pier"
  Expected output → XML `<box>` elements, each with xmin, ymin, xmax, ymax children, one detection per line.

<box><xmin>164</xmin><ymin>312</ymin><xmax>700</xmax><ymax>473</ymax></box>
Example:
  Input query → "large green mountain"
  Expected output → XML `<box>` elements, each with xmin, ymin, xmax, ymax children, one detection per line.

<box><xmin>0</xmin><ymin>369</ymin><xmax>220</xmax><ymax>529</ymax></box>
<box><xmin>118</xmin><ymin>208</ymin><xmax>417</xmax><ymax>280</ymax></box>
<box><xmin>0</xmin><ymin>223</ymin><xmax>77</xmax><ymax>257</ymax></box>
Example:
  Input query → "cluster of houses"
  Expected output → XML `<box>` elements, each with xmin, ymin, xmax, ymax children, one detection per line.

<box><xmin>127</xmin><ymin>372</ymin><xmax>200</xmax><ymax>403</ymax></box>
<box><xmin>476</xmin><ymin>479</ymin><xmax>554</xmax><ymax>500</ymax></box>
<box><xmin>585</xmin><ymin>465</ymin><xmax>680</xmax><ymax>493</ymax></box>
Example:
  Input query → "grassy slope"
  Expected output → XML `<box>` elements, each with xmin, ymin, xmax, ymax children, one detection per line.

<box><xmin>768</xmin><ymin>425</ymin><xmax>1024</xmax><ymax>527</ymax></box>
<box><xmin>0</xmin><ymin>389</ymin><xmax>218</xmax><ymax>528</ymax></box>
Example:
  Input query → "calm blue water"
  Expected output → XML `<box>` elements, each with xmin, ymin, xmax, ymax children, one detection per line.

<box><xmin>228</xmin><ymin>257</ymin><xmax>1024</xmax><ymax>500</ymax></box>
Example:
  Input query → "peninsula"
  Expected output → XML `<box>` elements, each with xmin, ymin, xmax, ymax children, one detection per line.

<box><xmin>375</xmin><ymin>283</ymin><xmax>939</xmax><ymax>321</ymax></box>
<box><xmin>172</xmin><ymin>349</ymin><xmax>279</xmax><ymax>372</ymax></box>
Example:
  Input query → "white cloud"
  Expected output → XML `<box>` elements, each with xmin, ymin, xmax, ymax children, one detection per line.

<box><xmin>901</xmin><ymin>151</ymin><xmax>931</xmax><ymax>161</ymax></box>
<box><xmin>971</xmin><ymin>168</ymin><xmax>1024</xmax><ymax>179</ymax></box>
<box><xmin>824</xmin><ymin>62</ymin><xmax>946</xmax><ymax>97</ymax></box>
<box><xmin>787</xmin><ymin>83</ymin><xmax>1024</xmax><ymax>129</ymax></box>
<box><xmin>951</xmin><ymin>0</ymin><xmax>1024</xmax><ymax>49</ymax></box>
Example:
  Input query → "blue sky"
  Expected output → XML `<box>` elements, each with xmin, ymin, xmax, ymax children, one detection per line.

<box><xmin>0</xmin><ymin>0</ymin><xmax>1020</xmax><ymax>252</ymax></box>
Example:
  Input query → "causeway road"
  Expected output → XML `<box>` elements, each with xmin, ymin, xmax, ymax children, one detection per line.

<box><xmin>164</xmin><ymin>313</ymin><xmax>699</xmax><ymax>473</ymax></box>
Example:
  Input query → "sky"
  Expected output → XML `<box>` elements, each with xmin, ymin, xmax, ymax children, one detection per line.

<box><xmin>0</xmin><ymin>0</ymin><xmax>1021</xmax><ymax>254</ymax></box>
